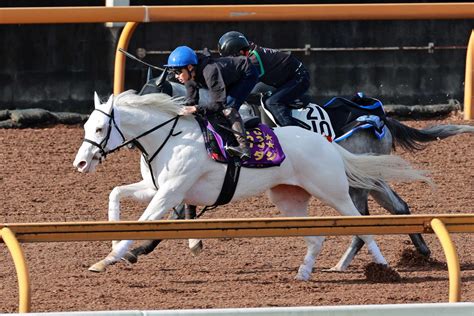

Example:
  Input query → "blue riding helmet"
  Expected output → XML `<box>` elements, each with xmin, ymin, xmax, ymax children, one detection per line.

<box><xmin>164</xmin><ymin>46</ymin><xmax>198</xmax><ymax>68</ymax></box>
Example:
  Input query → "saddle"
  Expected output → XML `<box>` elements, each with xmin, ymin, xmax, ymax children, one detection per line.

<box><xmin>195</xmin><ymin>113</ymin><xmax>286</xmax><ymax>168</ymax></box>
<box><xmin>194</xmin><ymin>113</ymin><xmax>286</xmax><ymax>209</ymax></box>
<box><xmin>322</xmin><ymin>93</ymin><xmax>387</xmax><ymax>142</ymax></box>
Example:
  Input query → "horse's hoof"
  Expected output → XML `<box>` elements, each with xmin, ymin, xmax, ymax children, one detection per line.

<box><xmin>88</xmin><ymin>261</ymin><xmax>107</xmax><ymax>273</ymax></box>
<box><xmin>417</xmin><ymin>246</ymin><xmax>431</xmax><ymax>257</ymax></box>
<box><xmin>122</xmin><ymin>251</ymin><xmax>138</xmax><ymax>264</ymax></box>
<box><xmin>189</xmin><ymin>240</ymin><xmax>203</xmax><ymax>256</ymax></box>
<box><xmin>295</xmin><ymin>265</ymin><xmax>311</xmax><ymax>281</ymax></box>
<box><xmin>294</xmin><ymin>273</ymin><xmax>310</xmax><ymax>281</ymax></box>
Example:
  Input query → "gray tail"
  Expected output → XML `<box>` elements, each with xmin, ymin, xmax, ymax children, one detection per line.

<box><xmin>385</xmin><ymin>117</ymin><xmax>474</xmax><ymax>152</ymax></box>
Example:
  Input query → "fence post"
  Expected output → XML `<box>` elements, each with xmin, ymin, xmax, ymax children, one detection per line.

<box><xmin>113</xmin><ymin>21</ymin><xmax>139</xmax><ymax>95</ymax></box>
<box><xmin>0</xmin><ymin>227</ymin><xmax>31</xmax><ymax>313</ymax></box>
<box><xmin>464</xmin><ymin>30</ymin><xmax>474</xmax><ymax>120</ymax></box>
<box><xmin>430</xmin><ymin>218</ymin><xmax>461</xmax><ymax>302</ymax></box>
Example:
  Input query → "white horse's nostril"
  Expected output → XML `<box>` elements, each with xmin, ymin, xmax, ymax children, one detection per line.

<box><xmin>77</xmin><ymin>161</ymin><xmax>86</xmax><ymax>169</ymax></box>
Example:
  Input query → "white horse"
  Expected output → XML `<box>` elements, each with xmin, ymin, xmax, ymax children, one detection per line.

<box><xmin>73</xmin><ymin>90</ymin><xmax>431</xmax><ymax>280</ymax></box>
<box><xmin>137</xmin><ymin>74</ymin><xmax>474</xmax><ymax>268</ymax></box>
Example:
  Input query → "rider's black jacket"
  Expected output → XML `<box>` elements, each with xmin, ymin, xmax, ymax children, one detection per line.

<box><xmin>185</xmin><ymin>54</ymin><xmax>256</xmax><ymax>114</ymax></box>
<box><xmin>248</xmin><ymin>43</ymin><xmax>305</xmax><ymax>88</ymax></box>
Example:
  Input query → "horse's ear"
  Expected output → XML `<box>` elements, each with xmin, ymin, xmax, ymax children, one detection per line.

<box><xmin>104</xmin><ymin>94</ymin><xmax>114</xmax><ymax>114</ymax></box>
<box><xmin>156</xmin><ymin>68</ymin><xmax>168</xmax><ymax>87</ymax></box>
<box><xmin>94</xmin><ymin>92</ymin><xmax>101</xmax><ymax>108</ymax></box>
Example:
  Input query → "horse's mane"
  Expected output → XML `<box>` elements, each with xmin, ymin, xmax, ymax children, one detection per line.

<box><xmin>114</xmin><ymin>90</ymin><xmax>186</xmax><ymax>116</ymax></box>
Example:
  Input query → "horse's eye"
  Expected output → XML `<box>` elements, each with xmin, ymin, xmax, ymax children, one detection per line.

<box><xmin>96</xmin><ymin>127</ymin><xmax>103</xmax><ymax>133</ymax></box>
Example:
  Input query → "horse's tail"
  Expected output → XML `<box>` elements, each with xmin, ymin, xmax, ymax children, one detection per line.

<box><xmin>385</xmin><ymin>117</ymin><xmax>474</xmax><ymax>152</ymax></box>
<box><xmin>333</xmin><ymin>142</ymin><xmax>433</xmax><ymax>192</ymax></box>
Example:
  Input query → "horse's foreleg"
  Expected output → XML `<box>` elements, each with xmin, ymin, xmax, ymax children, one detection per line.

<box><xmin>123</xmin><ymin>203</ymin><xmax>187</xmax><ymax>264</ymax></box>
<box><xmin>89</xmin><ymin>240</ymin><xmax>134</xmax><ymax>272</ymax></box>
<box><xmin>370</xmin><ymin>186</ymin><xmax>431</xmax><ymax>257</ymax></box>
<box><xmin>108</xmin><ymin>181</ymin><xmax>156</xmax><ymax>249</ymax></box>
<box><xmin>123</xmin><ymin>240</ymin><xmax>162</xmax><ymax>264</ymax></box>
<box><xmin>184</xmin><ymin>205</ymin><xmax>203</xmax><ymax>256</ymax></box>
<box><xmin>90</xmin><ymin>187</ymin><xmax>185</xmax><ymax>272</ymax></box>
<box><xmin>108</xmin><ymin>181</ymin><xmax>156</xmax><ymax>221</ymax></box>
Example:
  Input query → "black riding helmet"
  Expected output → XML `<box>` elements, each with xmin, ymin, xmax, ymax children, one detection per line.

<box><xmin>218</xmin><ymin>31</ymin><xmax>250</xmax><ymax>57</ymax></box>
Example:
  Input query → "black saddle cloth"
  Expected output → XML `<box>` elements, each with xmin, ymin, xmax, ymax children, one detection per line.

<box><xmin>322</xmin><ymin>94</ymin><xmax>386</xmax><ymax>138</ymax></box>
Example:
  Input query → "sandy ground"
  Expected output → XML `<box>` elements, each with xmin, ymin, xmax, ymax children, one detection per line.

<box><xmin>0</xmin><ymin>115</ymin><xmax>473</xmax><ymax>313</ymax></box>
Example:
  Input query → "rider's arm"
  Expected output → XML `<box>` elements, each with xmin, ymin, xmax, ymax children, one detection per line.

<box><xmin>202</xmin><ymin>64</ymin><xmax>226</xmax><ymax>113</ymax></box>
<box><xmin>185</xmin><ymin>80</ymin><xmax>199</xmax><ymax>106</ymax></box>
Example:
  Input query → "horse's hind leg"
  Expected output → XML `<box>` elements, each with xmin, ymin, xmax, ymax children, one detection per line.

<box><xmin>330</xmin><ymin>199</ymin><xmax>386</xmax><ymax>265</ymax></box>
<box><xmin>302</xmin><ymin>177</ymin><xmax>388</xmax><ymax>271</ymax></box>
<box><xmin>370</xmin><ymin>185</ymin><xmax>431</xmax><ymax>256</ymax></box>
<box><xmin>331</xmin><ymin>183</ymin><xmax>430</xmax><ymax>271</ymax></box>
<box><xmin>268</xmin><ymin>185</ymin><xmax>324</xmax><ymax>281</ymax></box>
<box><xmin>329</xmin><ymin>187</ymin><xmax>369</xmax><ymax>271</ymax></box>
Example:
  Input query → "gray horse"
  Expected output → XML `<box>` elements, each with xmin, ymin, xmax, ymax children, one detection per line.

<box><xmin>122</xmin><ymin>70</ymin><xmax>473</xmax><ymax>271</ymax></box>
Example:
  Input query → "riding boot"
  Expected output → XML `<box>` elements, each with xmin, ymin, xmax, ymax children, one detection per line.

<box><xmin>222</xmin><ymin>108</ymin><xmax>251</xmax><ymax>160</ymax></box>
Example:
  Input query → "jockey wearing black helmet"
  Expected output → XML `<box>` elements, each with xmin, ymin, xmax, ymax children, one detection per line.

<box><xmin>218</xmin><ymin>31</ymin><xmax>251</xmax><ymax>57</ymax></box>
<box><xmin>165</xmin><ymin>45</ymin><xmax>259</xmax><ymax>160</ymax></box>
<box><xmin>218</xmin><ymin>31</ymin><xmax>310</xmax><ymax>128</ymax></box>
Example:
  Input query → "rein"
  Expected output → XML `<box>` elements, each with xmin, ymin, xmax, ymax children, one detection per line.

<box><xmin>125</xmin><ymin>115</ymin><xmax>182</xmax><ymax>190</ymax></box>
<box><xmin>106</xmin><ymin>115</ymin><xmax>181</xmax><ymax>158</ymax></box>
<box><xmin>84</xmin><ymin>108</ymin><xmax>182</xmax><ymax>189</ymax></box>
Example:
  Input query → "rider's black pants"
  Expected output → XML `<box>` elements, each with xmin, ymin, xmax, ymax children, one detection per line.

<box><xmin>264</xmin><ymin>68</ymin><xmax>310</xmax><ymax>127</ymax></box>
<box><xmin>226</xmin><ymin>64</ymin><xmax>259</xmax><ymax>110</ymax></box>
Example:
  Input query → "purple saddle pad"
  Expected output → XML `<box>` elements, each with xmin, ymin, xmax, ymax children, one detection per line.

<box><xmin>205</xmin><ymin>122</ymin><xmax>285</xmax><ymax>168</ymax></box>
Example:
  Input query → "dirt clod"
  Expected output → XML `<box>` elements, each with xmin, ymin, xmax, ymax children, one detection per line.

<box><xmin>396</xmin><ymin>248</ymin><xmax>446</xmax><ymax>268</ymax></box>
<box><xmin>364</xmin><ymin>263</ymin><xmax>402</xmax><ymax>283</ymax></box>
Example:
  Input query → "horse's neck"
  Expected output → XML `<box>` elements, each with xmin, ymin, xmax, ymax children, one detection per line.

<box><xmin>117</xmin><ymin>104</ymin><xmax>198</xmax><ymax>150</ymax></box>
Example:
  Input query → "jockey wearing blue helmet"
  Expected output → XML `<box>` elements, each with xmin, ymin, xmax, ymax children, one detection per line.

<box><xmin>164</xmin><ymin>46</ymin><xmax>198</xmax><ymax>82</ymax></box>
<box><xmin>164</xmin><ymin>46</ymin><xmax>198</xmax><ymax>68</ymax></box>
<box><xmin>165</xmin><ymin>45</ymin><xmax>259</xmax><ymax>160</ymax></box>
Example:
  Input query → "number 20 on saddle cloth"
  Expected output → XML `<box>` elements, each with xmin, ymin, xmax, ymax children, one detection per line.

<box><xmin>196</xmin><ymin>116</ymin><xmax>285</xmax><ymax>168</ymax></box>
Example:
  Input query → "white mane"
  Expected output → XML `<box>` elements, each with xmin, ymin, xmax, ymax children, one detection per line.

<box><xmin>114</xmin><ymin>90</ymin><xmax>186</xmax><ymax>116</ymax></box>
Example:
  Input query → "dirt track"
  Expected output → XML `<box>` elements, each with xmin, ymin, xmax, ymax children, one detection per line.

<box><xmin>0</xmin><ymin>115</ymin><xmax>473</xmax><ymax>313</ymax></box>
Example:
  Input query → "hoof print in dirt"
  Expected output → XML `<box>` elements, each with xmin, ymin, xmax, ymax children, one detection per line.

<box><xmin>364</xmin><ymin>262</ymin><xmax>401</xmax><ymax>283</ymax></box>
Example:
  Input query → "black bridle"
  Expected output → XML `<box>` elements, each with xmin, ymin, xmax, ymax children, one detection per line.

<box><xmin>83</xmin><ymin>108</ymin><xmax>125</xmax><ymax>160</ymax></box>
<box><xmin>83</xmin><ymin>107</ymin><xmax>182</xmax><ymax>189</ymax></box>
